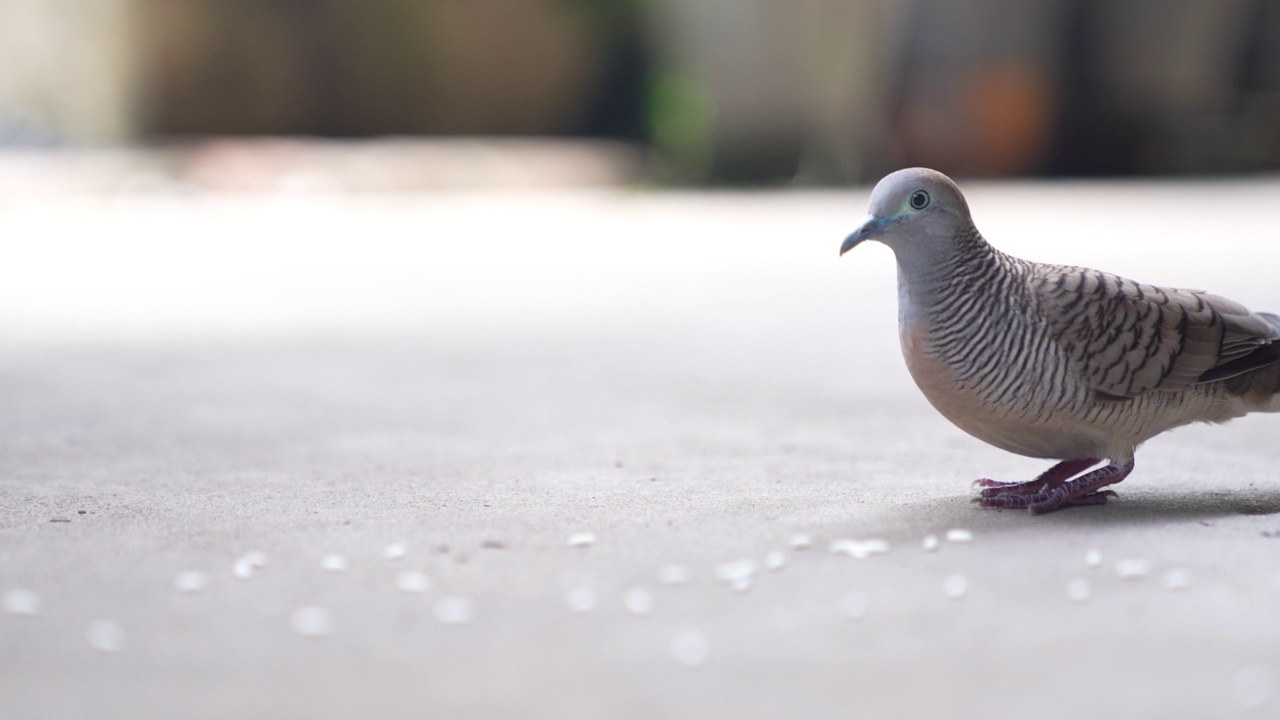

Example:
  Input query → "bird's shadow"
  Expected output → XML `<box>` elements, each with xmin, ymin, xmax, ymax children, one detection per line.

<box><xmin>880</xmin><ymin>486</ymin><xmax>1280</xmax><ymax>536</ymax></box>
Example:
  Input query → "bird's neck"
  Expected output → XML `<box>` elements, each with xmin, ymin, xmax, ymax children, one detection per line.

<box><xmin>893</xmin><ymin>227</ymin><xmax>1016</xmax><ymax>324</ymax></box>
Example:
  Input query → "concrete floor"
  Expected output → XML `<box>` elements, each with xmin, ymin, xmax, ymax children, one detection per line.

<box><xmin>2</xmin><ymin>175</ymin><xmax>1280</xmax><ymax>719</ymax></box>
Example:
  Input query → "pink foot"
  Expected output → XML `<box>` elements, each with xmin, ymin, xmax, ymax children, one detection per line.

<box><xmin>976</xmin><ymin>460</ymin><xmax>1133</xmax><ymax>515</ymax></box>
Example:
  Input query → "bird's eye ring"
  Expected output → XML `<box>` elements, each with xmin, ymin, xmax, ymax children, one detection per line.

<box><xmin>909</xmin><ymin>189</ymin><xmax>931</xmax><ymax>211</ymax></box>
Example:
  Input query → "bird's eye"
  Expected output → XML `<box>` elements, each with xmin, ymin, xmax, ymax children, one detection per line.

<box><xmin>909</xmin><ymin>189</ymin><xmax>931</xmax><ymax>211</ymax></box>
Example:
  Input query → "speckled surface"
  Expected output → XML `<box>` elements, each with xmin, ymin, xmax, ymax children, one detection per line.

<box><xmin>2</xmin><ymin>177</ymin><xmax>1279</xmax><ymax>719</ymax></box>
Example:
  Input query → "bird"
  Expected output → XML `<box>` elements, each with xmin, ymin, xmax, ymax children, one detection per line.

<box><xmin>840</xmin><ymin>168</ymin><xmax>1280</xmax><ymax>514</ymax></box>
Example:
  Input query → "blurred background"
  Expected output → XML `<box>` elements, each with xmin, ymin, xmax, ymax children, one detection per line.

<box><xmin>0</xmin><ymin>0</ymin><xmax>1278</xmax><ymax>188</ymax></box>
<box><xmin>5</xmin><ymin>6</ymin><xmax>1280</xmax><ymax>719</ymax></box>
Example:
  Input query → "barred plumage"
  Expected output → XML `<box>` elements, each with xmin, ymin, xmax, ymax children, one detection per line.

<box><xmin>841</xmin><ymin>168</ymin><xmax>1280</xmax><ymax>514</ymax></box>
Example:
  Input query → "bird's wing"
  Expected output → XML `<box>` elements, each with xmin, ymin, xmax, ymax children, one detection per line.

<box><xmin>1032</xmin><ymin>265</ymin><xmax>1280</xmax><ymax>398</ymax></box>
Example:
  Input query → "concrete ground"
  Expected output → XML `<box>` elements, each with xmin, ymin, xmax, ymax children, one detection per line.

<box><xmin>2</xmin><ymin>168</ymin><xmax>1280</xmax><ymax>719</ymax></box>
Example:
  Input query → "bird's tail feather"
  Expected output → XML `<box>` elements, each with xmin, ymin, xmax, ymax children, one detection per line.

<box><xmin>1220</xmin><ymin>312</ymin><xmax>1280</xmax><ymax>411</ymax></box>
<box><xmin>1263</xmin><ymin>313</ymin><xmax>1280</xmax><ymax>410</ymax></box>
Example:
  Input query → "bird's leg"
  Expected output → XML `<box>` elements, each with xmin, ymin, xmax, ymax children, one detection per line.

<box><xmin>973</xmin><ymin>458</ymin><xmax>1101</xmax><ymax>499</ymax></box>
<box><xmin>1027</xmin><ymin>460</ymin><xmax>1134</xmax><ymax>515</ymax></box>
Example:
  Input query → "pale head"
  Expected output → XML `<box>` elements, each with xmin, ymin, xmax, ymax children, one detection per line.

<box><xmin>840</xmin><ymin>168</ymin><xmax>973</xmax><ymax>256</ymax></box>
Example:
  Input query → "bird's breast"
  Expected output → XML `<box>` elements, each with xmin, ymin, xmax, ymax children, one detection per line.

<box><xmin>898</xmin><ymin>310</ymin><xmax>1106</xmax><ymax>460</ymax></box>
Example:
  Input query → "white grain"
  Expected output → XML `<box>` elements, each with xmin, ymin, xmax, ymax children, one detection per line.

<box><xmin>290</xmin><ymin>606</ymin><xmax>332</xmax><ymax>637</ymax></box>
<box><xmin>434</xmin><ymin>596</ymin><xmax>475</xmax><ymax>626</ymax></box>
<box><xmin>624</xmin><ymin>588</ymin><xmax>654</xmax><ymax>616</ymax></box>
<box><xmin>1115</xmin><ymin>558</ymin><xmax>1151</xmax><ymax>579</ymax></box>
<box><xmin>670</xmin><ymin>630</ymin><xmax>710</xmax><ymax>666</ymax></box>
<box><xmin>1163</xmin><ymin>568</ymin><xmax>1192</xmax><ymax>590</ymax></box>
<box><xmin>715</xmin><ymin>558</ymin><xmax>759</xmax><ymax>582</ymax></box>
<box><xmin>173</xmin><ymin>571</ymin><xmax>208</xmax><ymax>594</ymax></box>
<box><xmin>657</xmin><ymin>565</ymin><xmax>691</xmax><ymax>586</ymax></box>
<box><xmin>395</xmin><ymin>570</ymin><xmax>430</xmax><ymax>594</ymax></box>
<box><xmin>86</xmin><ymin>620</ymin><xmax>125</xmax><ymax>652</ymax></box>
<box><xmin>320</xmin><ymin>553</ymin><xmax>348</xmax><ymax>572</ymax></box>
<box><xmin>830</xmin><ymin>538</ymin><xmax>890</xmax><ymax>559</ymax></box>
<box><xmin>1066</xmin><ymin>577</ymin><xmax>1090</xmax><ymax>602</ymax></box>
<box><xmin>788</xmin><ymin>534</ymin><xmax>813</xmax><ymax>551</ymax></box>
<box><xmin>943</xmin><ymin>575</ymin><xmax>968</xmax><ymax>599</ymax></box>
<box><xmin>2</xmin><ymin>589</ymin><xmax>40</xmax><ymax>616</ymax></box>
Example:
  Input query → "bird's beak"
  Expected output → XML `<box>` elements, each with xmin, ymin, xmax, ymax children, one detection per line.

<box><xmin>840</xmin><ymin>215</ymin><xmax>888</xmax><ymax>256</ymax></box>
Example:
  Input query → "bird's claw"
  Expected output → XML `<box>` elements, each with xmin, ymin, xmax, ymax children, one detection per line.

<box><xmin>975</xmin><ymin>487</ymin><xmax>1121</xmax><ymax>513</ymax></box>
<box><xmin>972</xmin><ymin>478</ymin><xmax>1048</xmax><ymax>498</ymax></box>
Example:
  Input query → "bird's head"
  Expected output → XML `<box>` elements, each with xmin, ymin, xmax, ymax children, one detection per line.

<box><xmin>840</xmin><ymin>168</ymin><xmax>973</xmax><ymax>257</ymax></box>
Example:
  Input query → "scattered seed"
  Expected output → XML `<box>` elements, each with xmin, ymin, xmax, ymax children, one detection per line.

<box><xmin>394</xmin><ymin>570</ymin><xmax>430</xmax><ymax>594</ymax></box>
<box><xmin>86</xmin><ymin>620</ymin><xmax>125</xmax><ymax>652</ymax></box>
<box><xmin>945</xmin><ymin>529</ymin><xmax>973</xmax><ymax>543</ymax></box>
<box><xmin>565</xmin><ymin>587</ymin><xmax>597</xmax><ymax>613</ymax></box>
<box><xmin>789</xmin><ymin>534</ymin><xmax>813</xmax><ymax>551</ymax></box>
<box><xmin>480</xmin><ymin>539</ymin><xmax>506</xmax><ymax>550</ymax></box>
<box><xmin>729</xmin><ymin>575</ymin><xmax>753</xmax><ymax>593</ymax></box>
<box><xmin>434</xmin><ymin>596</ymin><xmax>475</xmax><ymax>626</ymax></box>
<box><xmin>1163</xmin><ymin>568</ymin><xmax>1192</xmax><ymax>590</ymax></box>
<box><xmin>657</xmin><ymin>565</ymin><xmax>691</xmax><ymax>586</ymax></box>
<box><xmin>173</xmin><ymin>571</ymin><xmax>208</xmax><ymax>594</ymax></box>
<box><xmin>715</xmin><ymin>558</ymin><xmax>759</xmax><ymax>582</ymax></box>
<box><xmin>320</xmin><ymin>554</ymin><xmax>348</xmax><ymax>572</ymax></box>
<box><xmin>830</xmin><ymin>538</ymin><xmax>890</xmax><ymax>559</ymax></box>
<box><xmin>763</xmin><ymin>551</ymin><xmax>787</xmax><ymax>572</ymax></box>
<box><xmin>1230</xmin><ymin>664</ymin><xmax>1276</xmax><ymax>709</ymax></box>
<box><xmin>567</xmin><ymin>532</ymin><xmax>597</xmax><ymax>548</ymax></box>
<box><xmin>1066</xmin><ymin>577</ymin><xmax>1090</xmax><ymax>602</ymax></box>
<box><xmin>2</xmin><ymin>589</ymin><xmax>40</xmax><ymax>616</ymax></box>
<box><xmin>840</xmin><ymin>591</ymin><xmax>869</xmax><ymax>619</ymax></box>
<box><xmin>624</xmin><ymin>588</ymin><xmax>654</xmax><ymax>616</ymax></box>
<box><xmin>943</xmin><ymin>575</ymin><xmax>968</xmax><ymax>599</ymax></box>
<box><xmin>1115</xmin><ymin>558</ymin><xmax>1151</xmax><ymax>579</ymax></box>
<box><xmin>242</xmin><ymin>551</ymin><xmax>268</xmax><ymax>568</ymax></box>
<box><xmin>829</xmin><ymin>539</ymin><xmax>859</xmax><ymax>557</ymax></box>
<box><xmin>290</xmin><ymin>606</ymin><xmax>332</xmax><ymax>637</ymax></box>
<box><xmin>670</xmin><ymin>629</ymin><xmax>710</xmax><ymax>666</ymax></box>
<box><xmin>232</xmin><ymin>557</ymin><xmax>255</xmax><ymax>580</ymax></box>
<box><xmin>382</xmin><ymin>543</ymin><xmax>407</xmax><ymax>560</ymax></box>
<box><xmin>1084</xmin><ymin>548</ymin><xmax>1102</xmax><ymax>567</ymax></box>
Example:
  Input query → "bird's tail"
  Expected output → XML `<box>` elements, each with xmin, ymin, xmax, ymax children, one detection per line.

<box><xmin>1220</xmin><ymin>312</ymin><xmax>1280</xmax><ymax>411</ymax></box>
<box><xmin>1260</xmin><ymin>312</ymin><xmax>1280</xmax><ymax>411</ymax></box>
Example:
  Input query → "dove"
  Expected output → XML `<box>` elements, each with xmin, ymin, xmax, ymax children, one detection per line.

<box><xmin>840</xmin><ymin>168</ymin><xmax>1280</xmax><ymax>514</ymax></box>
